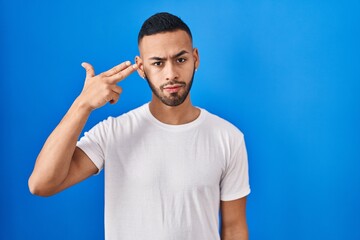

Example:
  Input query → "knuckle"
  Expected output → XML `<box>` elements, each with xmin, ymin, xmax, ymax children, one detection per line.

<box><xmin>104</xmin><ymin>85</ymin><xmax>112</xmax><ymax>93</ymax></box>
<box><xmin>100</xmin><ymin>75</ymin><xmax>110</xmax><ymax>83</ymax></box>
<box><xmin>116</xmin><ymin>72</ymin><xmax>124</xmax><ymax>80</ymax></box>
<box><xmin>109</xmin><ymin>68</ymin><xmax>116</xmax><ymax>75</ymax></box>
<box><xmin>98</xmin><ymin>72</ymin><xmax>105</xmax><ymax>78</ymax></box>
<box><xmin>106</xmin><ymin>77</ymin><xmax>115</xmax><ymax>84</ymax></box>
<box><xmin>114</xmin><ymin>66</ymin><xmax>120</xmax><ymax>72</ymax></box>
<box><xmin>125</xmin><ymin>67</ymin><xmax>134</xmax><ymax>75</ymax></box>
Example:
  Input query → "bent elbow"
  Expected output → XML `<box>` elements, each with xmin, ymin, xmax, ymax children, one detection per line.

<box><xmin>28</xmin><ymin>176</ymin><xmax>57</xmax><ymax>197</ymax></box>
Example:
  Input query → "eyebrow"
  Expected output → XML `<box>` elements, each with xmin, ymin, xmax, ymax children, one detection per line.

<box><xmin>148</xmin><ymin>50</ymin><xmax>189</xmax><ymax>61</ymax></box>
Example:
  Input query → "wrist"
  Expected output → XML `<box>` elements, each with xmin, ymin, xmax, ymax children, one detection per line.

<box><xmin>72</xmin><ymin>97</ymin><xmax>93</xmax><ymax>115</ymax></box>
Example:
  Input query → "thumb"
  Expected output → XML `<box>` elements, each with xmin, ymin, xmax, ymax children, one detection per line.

<box><xmin>81</xmin><ymin>62</ymin><xmax>95</xmax><ymax>78</ymax></box>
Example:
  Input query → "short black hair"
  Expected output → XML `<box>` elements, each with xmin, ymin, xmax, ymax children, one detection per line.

<box><xmin>138</xmin><ymin>12</ymin><xmax>192</xmax><ymax>44</ymax></box>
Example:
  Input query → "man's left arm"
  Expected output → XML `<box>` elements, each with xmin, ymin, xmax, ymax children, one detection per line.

<box><xmin>220</xmin><ymin>197</ymin><xmax>249</xmax><ymax>240</ymax></box>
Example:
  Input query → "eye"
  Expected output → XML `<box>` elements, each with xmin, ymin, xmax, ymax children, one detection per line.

<box><xmin>152</xmin><ymin>61</ymin><xmax>163</xmax><ymax>66</ymax></box>
<box><xmin>177</xmin><ymin>58</ymin><xmax>186</xmax><ymax>63</ymax></box>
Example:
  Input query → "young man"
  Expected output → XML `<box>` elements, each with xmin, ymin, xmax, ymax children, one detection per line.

<box><xmin>29</xmin><ymin>12</ymin><xmax>250</xmax><ymax>240</ymax></box>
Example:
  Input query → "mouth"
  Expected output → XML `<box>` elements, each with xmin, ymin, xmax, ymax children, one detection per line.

<box><xmin>162</xmin><ymin>83</ymin><xmax>185</xmax><ymax>93</ymax></box>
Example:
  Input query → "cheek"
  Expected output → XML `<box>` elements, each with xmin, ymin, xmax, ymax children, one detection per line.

<box><xmin>143</xmin><ymin>64</ymin><xmax>161</xmax><ymax>77</ymax></box>
<box><xmin>147</xmin><ymin>68</ymin><xmax>163</xmax><ymax>76</ymax></box>
<box><xmin>144</xmin><ymin>71</ymin><xmax>161</xmax><ymax>85</ymax></box>
<box><xmin>182</xmin><ymin>65</ymin><xmax>195</xmax><ymax>78</ymax></box>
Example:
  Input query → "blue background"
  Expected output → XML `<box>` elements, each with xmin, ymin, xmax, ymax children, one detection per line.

<box><xmin>1</xmin><ymin>0</ymin><xmax>359</xmax><ymax>239</ymax></box>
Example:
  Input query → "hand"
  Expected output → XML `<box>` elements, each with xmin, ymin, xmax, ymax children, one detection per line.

<box><xmin>78</xmin><ymin>61</ymin><xmax>138</xmax><ymax>111</ymax></box>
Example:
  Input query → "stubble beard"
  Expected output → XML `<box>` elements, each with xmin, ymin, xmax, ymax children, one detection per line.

<box><xmin>144</xmin><ymin>69</ymin><xmax>195</xmax><ymax>107</ymax></box>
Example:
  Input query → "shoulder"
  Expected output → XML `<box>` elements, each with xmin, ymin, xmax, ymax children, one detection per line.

<box><xmin>104</xmin><ymin>103</ymin><xmax>148</xmax><ymax>125</ymax></box>
<box><xmin>88</xmin><ymin>103</ymin><xmax>148</xmax><ymax>136</ymax></box>
<box><xmin>201</xmin><ymin>108</ymin><xmax>244</xmax><ymax>140</ymax></box>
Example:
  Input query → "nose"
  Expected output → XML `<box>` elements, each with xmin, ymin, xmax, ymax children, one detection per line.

<box><xmin>164</xmin><ymin>63</ymin><xmax>179</xmax><ymax>81</ymax></box>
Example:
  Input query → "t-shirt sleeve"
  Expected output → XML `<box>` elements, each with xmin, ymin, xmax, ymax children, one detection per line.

<box><xmin>220</xmin><ymin>136</ymin><xmax>251</xmax><ymax>201</ymax></box>
<box><xmin>76</xmin><ymin>119</ymin><xmax>109</xmax><ymax>174</ymax></box>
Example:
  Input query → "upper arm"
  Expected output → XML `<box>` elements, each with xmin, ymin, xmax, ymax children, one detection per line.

<box><xmin>52</xmin><ymin>147</ymin><xmax>99</xmax><ymax>195</ymax></box>
<box><xmin>220</xmin><ymin>197</ymin><xmax>249</xmax><ymax>239</ymax></box>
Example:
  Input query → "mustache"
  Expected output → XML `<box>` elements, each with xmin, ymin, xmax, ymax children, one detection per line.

<box><xmin>160</xmin><ymin>81</ymin><xmax>186</xmax><ymax>90</ymax></box>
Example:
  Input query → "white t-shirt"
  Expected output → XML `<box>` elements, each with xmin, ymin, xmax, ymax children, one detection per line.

<box><xmin>77</xmin><ymin>103</ymin><xmax>250</xmax><ymax>240</ymax></box>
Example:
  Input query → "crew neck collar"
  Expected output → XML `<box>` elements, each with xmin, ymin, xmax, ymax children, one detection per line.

<box><xmin>142</xmin><ymin>102</ymin><xmax>206</xmax><ymax>132</ymax></box>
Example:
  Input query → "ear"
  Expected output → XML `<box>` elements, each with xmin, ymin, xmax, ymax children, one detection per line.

<box><xmin>192</xmin><ymin>48</ymin><xmax>200</xmax><ymax>70</ymax></box>
<box><xmin>135</xmin><ymin>56</ymin><xmax>146</xmax><ymax>79</ymax></box>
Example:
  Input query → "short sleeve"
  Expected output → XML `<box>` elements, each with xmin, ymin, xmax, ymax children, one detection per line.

<box><xmin>220</xmin><ymin>137</ymin><xmax>251</xmax><ymax>201</ymax></box>
<box><xmin>76</xmin><ymin>119</ymin><xmax>109</xmax><ymax>174</ymax></box>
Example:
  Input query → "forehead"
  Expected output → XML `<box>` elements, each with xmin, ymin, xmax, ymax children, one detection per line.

<box><xmin>139</xmin><ymin>30</ymin><xmax>193</xmax><ymax>58</ymax></box>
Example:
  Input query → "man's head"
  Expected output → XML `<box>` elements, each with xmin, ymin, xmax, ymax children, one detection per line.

<box><xmin>136</xmin><ymin>12</ymin><xmax>199</xmax><ymax>107</ymax></box>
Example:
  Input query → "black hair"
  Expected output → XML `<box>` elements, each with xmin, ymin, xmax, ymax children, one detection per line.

<box><xmin>138</xmin><ymin>12</ymin><xmax>192</xmax><ymax>44</ymax></box>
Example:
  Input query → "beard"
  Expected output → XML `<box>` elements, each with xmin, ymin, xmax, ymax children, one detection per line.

<box><xmin>144</xmin><ymin>69</ymin><xmax>195</xmax><ymax>107</ymax></box>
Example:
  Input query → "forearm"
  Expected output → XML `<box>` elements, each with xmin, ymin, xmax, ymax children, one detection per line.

<box><xmin>221</xmin><ymin>219</ymin><xmax>249</xmax><ymax>240</ymax></box>
<box><xmin>221</xmin><ymin>229</ymin><xmax>248</xmax><ymax>240</ymax></box>
<box><xmin>29</xmin><ymin>61</ymin><xmax>136</xmax><ymax>196</ymax></box>
<box><xmin>29</xmin><ymin>98</ymin><xmax>91</xmax><ymax>194</ymax></box>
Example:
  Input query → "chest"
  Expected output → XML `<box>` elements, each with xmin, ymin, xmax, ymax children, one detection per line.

<box><xmin>105</xmin><ymin>131</ymin><xmax>225</xmax><ymax>191</ymax></box>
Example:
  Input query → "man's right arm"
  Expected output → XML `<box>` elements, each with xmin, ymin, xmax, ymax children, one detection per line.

<box><xmin>28</xmin><ymin>61</ymin><xmax>137</xmax><ymax>197</ymax></box>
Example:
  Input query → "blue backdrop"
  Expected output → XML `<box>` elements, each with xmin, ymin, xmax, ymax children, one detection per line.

<box><xmin>1</xmin><ymin>0</ymin><xmax>359</xmax><ymax>239</ymax></box>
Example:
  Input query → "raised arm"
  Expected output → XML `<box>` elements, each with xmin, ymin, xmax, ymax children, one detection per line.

<box><xmin>28</xmin><ymin>61</ymin><xmax>137</xmax><ymax>197</ymax></box>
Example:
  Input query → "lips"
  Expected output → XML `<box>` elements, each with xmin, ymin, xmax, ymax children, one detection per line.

<box><xmin>162</xmin><ymin>82</ymin><xmax>186</xmax><ymax>93</ymax></box>
<box><xmin>163</xmin><ymin>84</ymin><xmax>183</xmax><ymax>89</ymax></box>
<box><xmin>163</xmin><ymin>84</ymin><xmax>183</xmax><ymax>93</ymax></box>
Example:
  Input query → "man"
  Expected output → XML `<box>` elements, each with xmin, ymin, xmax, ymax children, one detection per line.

<box><xmin>29</xmin><ymin>12</ymin><xmax>250</xmax><ymax>240</ymax></box>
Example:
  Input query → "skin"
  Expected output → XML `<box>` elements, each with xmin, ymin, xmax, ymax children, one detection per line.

<box><xmin>136</xmin><ymin>30</ymin><xmax>200</xmax><ymax>125</ymax></box>
<box><xmin>28</xmin><ymin>29</ymin><xmax>248</xmax><ymax>239</ymax></box>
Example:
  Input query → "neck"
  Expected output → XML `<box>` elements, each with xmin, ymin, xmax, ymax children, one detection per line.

<box><xmin>149</xmin><ymin>94</ymin><xmax>200</xmax><ymax>125</ymax></box>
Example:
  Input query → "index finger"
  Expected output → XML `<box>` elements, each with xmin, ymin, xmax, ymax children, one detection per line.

<box><xmin>103</xmin><ymin>61</ymin><xmax>132</xmax><ymax>77</ymax></box>
<box><xmin>108</xmin><ymin>64</ymin><xmax>138</xmax><ymax>83</ymax></box>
